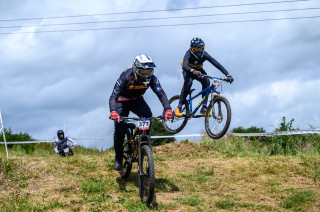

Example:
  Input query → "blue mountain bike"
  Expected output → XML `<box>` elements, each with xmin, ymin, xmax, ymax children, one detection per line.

<box><xmin>162</xmin><ymin>75</ymin><xmax>232</xmax><ymax>139</ymax></box>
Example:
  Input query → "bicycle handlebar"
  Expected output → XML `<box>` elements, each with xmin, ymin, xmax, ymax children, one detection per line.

<box><xmin>109</xmin><ymin>115</ymin><xmax>164</xmax><ymax>121</ymax></box>
<box><xmin>201</xmin><ymin>74</ymin><xmax>230</xmax><ymax>82</ymax></box>
<box><xmin>120</xmin><ymin>116</ymin><xmax>164</xmax><ymax>121</ymax></box>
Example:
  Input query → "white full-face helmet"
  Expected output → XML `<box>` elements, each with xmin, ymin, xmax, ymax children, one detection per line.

<box><xmin>132</xmin><ymin>54</ymin><xmax>156</xmax><ymax>85</ymax></box>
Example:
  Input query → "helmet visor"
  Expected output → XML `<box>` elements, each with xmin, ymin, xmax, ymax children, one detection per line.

<box><xmin>58</xmin><ymin>133</ymin><xmax>64</xmax><ymax>139</ymax></box>
<box><xmin>137</xmin><ymin>68</ymin><xmax>154</xmax><ymax>78</ymax></box>
<box><xmin>191</xmin><ymin>45</ymin><xmax>204</xmax><ymax>53</ymax></box>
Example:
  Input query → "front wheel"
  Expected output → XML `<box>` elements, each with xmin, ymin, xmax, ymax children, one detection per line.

<box><xmin>162</xmin><ymin>95</ymin><xmax>189</xmax><ymax>134</ymax></box>
<box><xmin>205</xmin><ymin>96</ymin><xmax>231</xmax><ymax>139</ymax></box>
<box><xmin>139</xmin><ymin>145</ymin><xmax>155</xmax><ymax>204</ymax></box>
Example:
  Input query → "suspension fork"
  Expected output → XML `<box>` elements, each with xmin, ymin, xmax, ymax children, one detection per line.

<box><xmin>209</xmin><ymin>92</ymin><xmax>222</xmax><ymax>118</ymax></box>
<box><xmin>138</xmin><ymin>139</ymin><xmax>142</xmax><ymax>175</ymax></box>
<box><xmin>206</xmin><ymin>92</ymin><xmax>214</xmax><ymax>119</ymax></box>
<box><xmin>138</xmin><ymin>130</ymin><xmax>150</xmax><ymax>176</ymax></box>
<box><xmin>210</xmin><ymin>93</ymin><xmax>222</xmax><ymax>117</ymax></box>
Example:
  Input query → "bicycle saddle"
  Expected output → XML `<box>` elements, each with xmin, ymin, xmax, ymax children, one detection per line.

<box><xmin>127</xmin><ymin>123</ymin><xmax>136</xmax><ymax>129</ymax></box>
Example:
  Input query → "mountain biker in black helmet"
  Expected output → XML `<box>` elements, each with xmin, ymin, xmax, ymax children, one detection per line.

<box><xmin>174</xmin><ymin>37</ymin><xmax>234</xmax><ymax>117</ymax></box>
<box><xmin>54</xmin><ymin>130</ymin><xmax>76</xmax><ymax>157</ymax></box>
<box><xmin>109</xmin><ymin>54</ymin><xmax>173</xmax><ymax>171</ymax></box>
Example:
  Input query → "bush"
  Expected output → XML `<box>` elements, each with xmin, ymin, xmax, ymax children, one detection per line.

<box><xmin>267</xmin><ymin>117</ymin><xmax>320</xmax><ymax>155</ymax></box>
<box><xmin>231</xmin><ymin>117</ymin><xmax>320</xmax><ymax>156</ymax></box>
<box><xmin>282</xmin><ymin>189</ymin><xmax>316</xmax><ymax>211</ymax></box>
<box><xmin>232</xmin><ymin>126</ymin><xmax>265</xmax><ymax>133</ymax></box>
<box><xmin>0</xmin><ymin>128</ymin><xmax>36</xmax><ymax>154</ymax></box>
<box><xmin>150</xmin><ymin>118</ymin><xmax>174</xmax><ymax>146</ymax></box>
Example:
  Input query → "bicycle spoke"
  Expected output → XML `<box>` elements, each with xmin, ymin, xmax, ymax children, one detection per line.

<box><xmin>205</xmin><ymin>97</ymin><xmax>231</xmax><ymax>139</ymax></box>
<box><xmin>120</xmin><ymin>140</ymin><xmax>133</xmax><ymax>178</ymax></box>
<box><xmin>162</xmin><ymin>95</ymin><xmax>189</xmax><ymax>134</ymax></box>
<box><xmin>139</xmin><ymin>145</ymin><xmax>155</xmax><ymax>204</ymax></box>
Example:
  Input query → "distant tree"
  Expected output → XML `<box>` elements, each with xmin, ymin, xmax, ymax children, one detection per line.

<box><xmin>150</xmin><ymin>119</ymin><xmax>175</xmax><ymax>146</ymax></box>
<box><xmin>270</xmin><ymin>117</ymin><xmax>300</xmax><ymax>155</ymax></box>
<box><xmin>275</xmin><ymin>116</ymin><xmax>297</xmax><ymax>131</ymax></box>
<box><xmin>0</xmin><ymin>128</ymin><xmax>34</xmax><ymax>142</ymax></box>
<box><xmin>0</xmin><ymin>128</ymin><xmax>35</xmax><ymax>153</ymax></box>
<box><xmin>231</xmin><ymin>126</ymin><xmax>265</xmax><ymax>142</ymax></box>
<box><xmin>232</xmin><ymin>126</ymin><xmax>265</xmax><ymax>133</ymax></box>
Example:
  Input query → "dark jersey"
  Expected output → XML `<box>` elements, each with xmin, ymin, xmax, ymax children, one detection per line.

<box><xmin>109</xmin><ymin>68</ymin><xmax>171</xmax><ymax>112</ymax></box>
<box><xmin>182</xmin><ymin>49</ymin><xmax>229</xmax><ymax>76</ymax></box>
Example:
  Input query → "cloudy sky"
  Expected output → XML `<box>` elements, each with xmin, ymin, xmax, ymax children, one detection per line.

<box><xmin>1</xmin><ymin>0</ymin><xmax>319</xmax><ymax>149</ymax></box>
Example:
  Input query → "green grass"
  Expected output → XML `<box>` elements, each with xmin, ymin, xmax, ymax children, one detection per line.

<box><xmin>178</xmin><ymin>194</ymin><xmax>202</xmax><ymax>207</ymax></box>
<box><xmin>81</xmin><ymin>177</ymin><xmax>106</xmax><ymax>194</ymax></box>
<box><xmin>282</xmin><ymin>189</ymin><xmax>316</xmax><ymax>211</ymax></box>
<box><xmin>299</xmin><ymin>155</ymin><xmax>320</xmax><ymax>182</ymax></box>
<box><xmin>0</xmin><ymin>137</ymin><xmax>319</xmax><ymax>211</ymax></box>
<box><xmin>215</xmin><ymin>199</ymin><xmax>236</xmax><ymax>209</ymax></box>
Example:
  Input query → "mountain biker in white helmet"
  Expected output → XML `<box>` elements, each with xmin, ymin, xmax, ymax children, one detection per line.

<box><xmin>109</xmin><ymin>54</ymin><xmax>173</xmax><ymax>171</ymax></box>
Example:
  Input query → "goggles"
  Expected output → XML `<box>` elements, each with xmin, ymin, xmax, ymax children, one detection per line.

<box><xmin>137</xmin><ymin>68</ymin><xmax>154</xmax><ymax>78</ymax></box>
<box><xmin>191</xmin><ymin>45</ymin><xmax>204</xmax><ymax>53</ymax></box>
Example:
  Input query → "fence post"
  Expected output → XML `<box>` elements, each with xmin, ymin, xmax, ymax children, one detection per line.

<box><xmin>0</xmin><ymin>110</ymin><xmax>9</xmax><ymax>159</ymax></box>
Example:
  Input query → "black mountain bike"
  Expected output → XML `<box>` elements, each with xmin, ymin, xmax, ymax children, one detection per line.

<box><xmin>162</xmin><ymin>75</ymin><xmax>232</xmax><ymax>139</ymax></box>
<box><xmin>118</xmin><ymin>116</ymin><xmax>163</xmax><ymax>204</ymax></box>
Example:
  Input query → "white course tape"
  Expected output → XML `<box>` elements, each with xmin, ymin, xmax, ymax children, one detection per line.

<box><xmin>0</xmin><ymin>134</ymin><xmax>202</xmax><ymax>144</ymax></box>
<box><xmin>1</xmin><ymin>140</ymin><xmax>54</xmax><ymax>144</ymax></box>
<box><xmin>229</xmin><ymin>130</ymin><xmax>320</xmax><ymax>137</ymax></box>
<box><xmin>72</xmin><ymin>137</ymin><xmax>113</xmax><ymax>140</ymax></box>
<box><xmin>72</xmin><ymin>134</ymin><xmax>202</xmax><ymax>140</ymax></box>
<box><xmin>1</xmin><ymin>130</ymin><xmax>319</xmax><ymax>145</ymax></box>
<box><xmin>151</xmin><ymin>134</ymin><xmax>202</xmax><ymax>138</ymax></box>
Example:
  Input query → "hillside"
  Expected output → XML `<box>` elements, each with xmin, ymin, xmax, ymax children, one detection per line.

<box><xmin>1</xmin><ymin>137</ymin><xmax>320</xmax><ymax>211</ymax></box>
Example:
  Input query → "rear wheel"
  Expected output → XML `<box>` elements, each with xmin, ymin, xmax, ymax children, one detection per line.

<box><xmin>162</xmin><ymin>95</ymin><xmax>189</xmax><ymax>134</ymax></box>
<box><xmin>205</xmin><ymin>96</ymin><xmax>231</xmax><ymax>139</ymax></box>
<box><xmin>139</xmin><ymin>145</ymin><xmax>155</xmax><ymax>204</ymax></box>
<box><xmin>121</xmin><ymin>131</ymin><xmax>133</xmax><ymax>178</ymax></box>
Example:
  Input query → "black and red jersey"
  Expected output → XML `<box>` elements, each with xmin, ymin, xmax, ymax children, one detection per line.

<box><xmin>109</xmin><ymin>68</ymin><xmax>171</xmax><ymax>112</ymax></box>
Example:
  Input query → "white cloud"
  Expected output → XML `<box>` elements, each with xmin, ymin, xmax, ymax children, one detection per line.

<box><xmin>228</xmin><ymin>78</ymin><xmax>320</xmax><ymax>131</ymax></box>
<box><xmin>0</xmin><ymin>0</ymin><xmax>319</xmax><ymax>148</ymax></box>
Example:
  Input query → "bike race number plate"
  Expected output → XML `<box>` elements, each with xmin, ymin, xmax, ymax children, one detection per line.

<box><xmin>213</xmin><ymin>78</ymin><xmax>221</xmax><ymax>87</ymax></box>
<box><xmin>138</xmin><ymin>120</ymin><xmax>150</xmax><ymax>130</ymax></box>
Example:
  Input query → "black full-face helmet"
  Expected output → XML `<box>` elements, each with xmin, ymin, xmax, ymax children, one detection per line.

<box><xmin>132</xmin><ymin>54</ymin><xmax>156</xmax><ymax>85</ymax></box>
<box><xmin>57</xmin><ymin>130</ymin><xmax>64</xmax><ymax>140</ymax></box>
<box><xmin>190</xmin><ymin>37</ymin><xmax>205</xmax><ymax>59</ymax></box>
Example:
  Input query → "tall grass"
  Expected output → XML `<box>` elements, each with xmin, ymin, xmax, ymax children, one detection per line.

<box><xmin>1</xmin><ymin>136</ymin><xmax>319</xmax><ymax>211</ymax></box>
<box><xmin>201</xmin><ymin>134</ymin><xmax>320</xmax><ymax>158</ymax></box>
<box><xmin>230</xmin><ymin>116</ymin><xmax>320</xmax><ymax>156</ymax></box>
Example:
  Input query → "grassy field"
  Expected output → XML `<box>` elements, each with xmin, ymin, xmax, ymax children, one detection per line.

<box><xmin>0</xmin><ymin>136</ymin><xmax>320</xmax><ymax>211</ymax></box>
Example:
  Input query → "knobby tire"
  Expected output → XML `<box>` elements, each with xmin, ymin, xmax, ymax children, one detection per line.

<box><xmin>162</xmin><ymin>95</ymin><xmax>189</xmax><ymax>134</ymax></box>
<box><xmin>139</xmin><ymin>145</ymin><xmax>155</xmax><ymax>204</ymax></box>
<box><xmin>205</xmin><ymin>96</ymin><xmax>231</xmax><ymax>139</ymax></box>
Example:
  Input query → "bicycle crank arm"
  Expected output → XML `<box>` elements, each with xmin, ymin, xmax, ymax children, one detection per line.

<box><xmin>193</xmin><ymin>115</ymin><xmax>204</xmax><ymax>118</ymax></box>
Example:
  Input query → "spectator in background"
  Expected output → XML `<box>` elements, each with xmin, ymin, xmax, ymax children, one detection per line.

<box><xmin>54</xmin><ymin>130</ymin><xmax>76</xmax><ymax>156</ymax></box>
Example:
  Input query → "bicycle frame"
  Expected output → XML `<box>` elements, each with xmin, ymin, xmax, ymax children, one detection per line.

<box><xmin>185</xmin><ymin>76</ymin><xmax>225</xmax><ymax>118</ymax></box>
<box><xmin>124</xmin><ymin>116</ymin><xmax>162</xmax><ymax>176</ymax></box>
<box><xmin>128</xmin><ymin>123</ymin><xmax>150</xmax><ymax>173</ymax></box>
